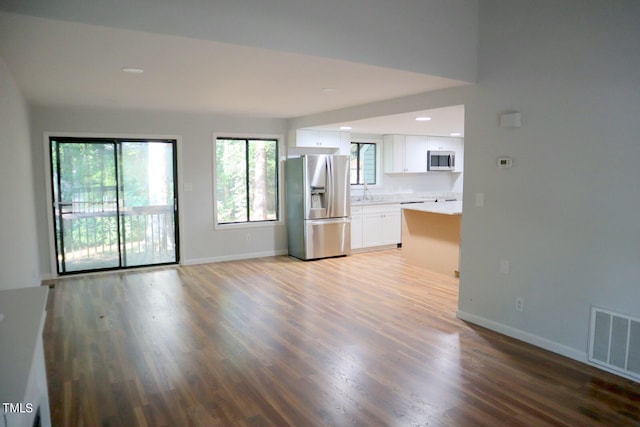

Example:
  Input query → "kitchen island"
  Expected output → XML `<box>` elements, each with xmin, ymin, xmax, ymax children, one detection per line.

<box><xmin>401</xmin><ymin>201</ymin><xmax>462</xmax><ymax>277</ymax></box>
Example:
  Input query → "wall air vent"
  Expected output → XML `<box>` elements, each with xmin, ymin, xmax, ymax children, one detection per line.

<box><xmin>589</xmin><ymin>306</ymin><xmax>640</xmax><ymax>381</ymax></box>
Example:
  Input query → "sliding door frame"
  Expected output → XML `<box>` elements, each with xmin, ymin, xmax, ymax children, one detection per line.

<box><xmin>43</xmin><ymin>132</ymin><xmax>184</xmax><ymax>277</ymax></box>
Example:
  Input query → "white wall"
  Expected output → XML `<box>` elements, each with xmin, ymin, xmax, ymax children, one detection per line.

<box><xmin>287</xmin><ymin>0</ymin><xmax>640</xmax><ymax>375</ymax></box>
<box><xmin>457</xmin><ymin>0</ymin><xmax>640</xmax><ymax>363</ymax></box>
<box><xmin>30</xmin><ymin>106</ymin><xmax>289</xmax><ymax>277</ymax></box>
<box><xmin>0</xmin><ymin>56</ymin><xmax>41</xmax><ymax>289</ymax></box>
<box><xmin>0</xmin><ymin>0</ymin><xmax>478</xmax><ymax>82</ymax></box>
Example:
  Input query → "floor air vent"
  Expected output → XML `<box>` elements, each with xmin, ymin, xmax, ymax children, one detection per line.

<box><xmin>589</xmin><ymin>306</ymin><xmax>640</xmax><ymax>381</ymax></box>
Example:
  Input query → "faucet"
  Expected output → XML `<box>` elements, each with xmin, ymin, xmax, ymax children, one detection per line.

<box><xmin>362</xmin><ymin>182</ymin><xmax>370</xmax><ymax>201</ymax></box>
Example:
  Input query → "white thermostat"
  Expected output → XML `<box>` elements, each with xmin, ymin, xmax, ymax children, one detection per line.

<box><xmin>497</xmin><ymin>157</ymin><xmax>513</xmax><ymax>169</ymax></box>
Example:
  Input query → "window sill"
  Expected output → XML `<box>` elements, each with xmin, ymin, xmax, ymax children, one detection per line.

<box><xmin>214</xmin><ymin>220</ymin><xmax>284</xmax><ymax>231</ymax></box>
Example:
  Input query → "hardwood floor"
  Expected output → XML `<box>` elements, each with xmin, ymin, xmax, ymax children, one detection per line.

<box><xmin>43</xmin><ymin>250</ymin><xmax>640</xmax><ymax>426</ymax></box>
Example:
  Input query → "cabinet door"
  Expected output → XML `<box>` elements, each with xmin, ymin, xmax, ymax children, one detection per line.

<box><xmin>351</xmin><ymin>208</ymin><xmax>363</xmax><ymax>249</ymax></box>
<box><xmin>338</xmin><ymin>131</ymin><xmax>351</xmax><ymax>155</ymax></box>
<box><xmin>452</xmin><ymin>138</ymin><xmax>464</xmax><ymax>173</ymax></box>
<box><xmin>361</xmin><ymin>204</ymin><xmax>401</xmax><ymax>247</ymax></box>
<box><xmin>362</xmin><ymin>212</ymin><xmax>383</xmax><ymax>247</ymax></box>
<box><xmin>404</xmin><ymin>136</ymin><xmax>428</xmax><ymax>172</ymax></box>
<box><xmin>428</xmin><ymin>136</ymin><xmax>453</xmax><ymax>151</ymax></box>
<box><xmin>295</xmin><ymin>129</ymin><xmax>319</xmax><ymax>147</ymax></box>
<box><xmin>383</xmin><ymin>135</ymin><xmax>405</xmax><ymax>173</ymax></box>
<box><xmin>381</xmin><ymin>209</ymin><xmax>401</xmax><ymax>245</ymax></box>
<box><xmin>318</xmin><ymin>130</ymin><xmax>340</xmax><ymax>147</ymax></box>
<box><xmin>295</xmin><ymin>129</ymin><xmax>342</xmax><ymax>148</ymax></box>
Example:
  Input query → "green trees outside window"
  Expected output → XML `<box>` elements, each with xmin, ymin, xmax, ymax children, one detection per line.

<box><xmin>50</xmin><ymin>138</ymin><xmax>178</xmax><ymax>274</ymax></box>
<box><xmin>350</xmin><ymin>142</ymin><xmax>376</xmax><ymax>185</ymax></box>
<box><xmin>216</xmin><ymin>137</ymin><xmax>279</xmax><ymax>224</ymax></box>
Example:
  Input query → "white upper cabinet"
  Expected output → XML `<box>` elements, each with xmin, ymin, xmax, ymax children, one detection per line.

<box><xmin>292</xmin><ymin>129</ymin><xmax>348</xmax><ymax>148</ymax></box>
<box><xmin>428</xmin><ymin>136</ymin><xmax>464</xmax><ymax>173</ymax></box>
<box><xmin>404</xmin><ymin>136</ymin><xmax>429</xmax><ymax>172</ymax></box>
<box><xmin>383</xmin><ymin>135</ymin><xmax>428</xmax><ymax>173</ymax></box>
<box><xmin>383</xmin><ymin>135</ymin><xmax>405</xmax><ymax>173</ymax></box>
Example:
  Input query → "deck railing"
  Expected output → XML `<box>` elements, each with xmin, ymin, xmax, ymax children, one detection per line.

<box><xmin>56</xmin><ymin>202</ymin><xmax>175</xmax><ymax>268</ymax></box>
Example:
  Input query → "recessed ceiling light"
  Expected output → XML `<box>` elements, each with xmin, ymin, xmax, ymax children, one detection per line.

<box><xmin>415</xmin><ymin>116</ymin><xmax>431</xmax><ymax>121</ymax></box>
<box><xmin>322</xmin><ymin>88</ymin><xmax>337</xmax><ymax>93</ymax></box>
<box><xmin>122</xmin><ymin>67</ymin><xmax>144</xmax><ymax>74</ymax></box>
<box><xmin>340</xmin><ymin>126</ymin><xmax>352</xmax><ymax>130</ymax></box>
<box><xmin>450</xmin><ymin>132</ymin><xmax>462</xmax><ymax>136</ymax></box>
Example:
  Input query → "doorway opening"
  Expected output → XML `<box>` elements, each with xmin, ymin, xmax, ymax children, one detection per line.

<box><xmin>49</xmin><ymin>137</ymin><xmax>180</xmax><ymax>275</ymax></box>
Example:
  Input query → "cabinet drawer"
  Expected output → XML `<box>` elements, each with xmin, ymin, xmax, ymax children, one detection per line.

<box><xmin>362</xmin><ymin>204</ymin><xmax>400</xmax><ymax>215</ymax></box>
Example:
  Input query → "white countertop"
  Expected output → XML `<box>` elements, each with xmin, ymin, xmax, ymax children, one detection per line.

<box><xmin>0</xmin><ymin>286</ymin><xmax>49</xmax><ymax>403</ymax></box>
<box><xmin>351</xmin><ymin>192</ymin><xmax>460</xmax><ymax>207</ymax></box>
<box><xmin>401</xmin><ymin>200</ymin><xmax>463</xmax><ymax>215</ymax></box>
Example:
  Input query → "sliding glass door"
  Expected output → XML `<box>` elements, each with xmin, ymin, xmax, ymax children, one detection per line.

<box><xmin>50</xmin><ymin>137</ymin><xmax>179</xmax><ymax>274</ymax></box>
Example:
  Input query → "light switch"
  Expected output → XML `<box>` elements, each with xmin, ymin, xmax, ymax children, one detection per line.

<box><xmin>475</xmin><ymin>192</ymin><xmax>485</xmax><ymax>207</ymax></box>
<box><xmin>184</xmin><ymin>183</ymin><xmax>193</xmax><ymax>192</ymax></box>
<box><xmin>500</xmin><ymin>259</ymin><xmax>509</xmax><ymax>274</ymax></box>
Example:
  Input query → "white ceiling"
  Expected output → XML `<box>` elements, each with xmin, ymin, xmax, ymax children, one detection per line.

<box><xmin>311</xmin><ymin>104</ymin><xmax>465</xmax><ymax>137</ymax></box>
<box><xmin>0</xmin><ymin>11</ymin><xmax>466</xmax><ymax>133</ymax></box>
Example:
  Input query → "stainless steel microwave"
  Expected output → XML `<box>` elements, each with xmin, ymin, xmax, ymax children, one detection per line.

<box><xmin>427</xmin><ymin>150</ymin><xmax>455</xmax><ymax>171</ymax></box>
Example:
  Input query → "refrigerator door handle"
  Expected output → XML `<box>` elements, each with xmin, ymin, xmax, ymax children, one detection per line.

<box><xmin>306</xmin><ymin>218</ymin><xmax>350</xmax><ymax>225</ymax></box>
<box><xmin>326</xmin><ymin>157</ymin><xmax>333</xmax><ymax>217</ymax></box>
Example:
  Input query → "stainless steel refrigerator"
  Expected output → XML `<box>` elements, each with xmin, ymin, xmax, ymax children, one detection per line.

<box><xmin>286</xmin><ymin>155</ymin><xmax>351</xmax><ymax>260</ymax></box>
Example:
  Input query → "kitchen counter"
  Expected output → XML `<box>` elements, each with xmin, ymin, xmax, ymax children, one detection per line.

<box><xmin>351</xmin><ymin>192</ymin><xmax>460</xmax><ymax>207</ymax></box>
<box><xmin>401</xmin><ymin>200</ymin><xmax>462</xmax><ymax>215</ymax></box>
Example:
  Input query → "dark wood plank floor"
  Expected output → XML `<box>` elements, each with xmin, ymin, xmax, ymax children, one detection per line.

<box><xmin>43</xmin><ymin>250</ymin><xmax>640</xmax><ymax>426</ymax></box>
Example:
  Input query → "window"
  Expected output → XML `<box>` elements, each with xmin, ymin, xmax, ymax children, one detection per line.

<box><xmin>350</xmin><ymin>142</ymin><xmax>376</xmax><ymax>185</ymax></box>
<box><xmin>215</xmin><ymin>137</ymin><xmax>279</xmax><ymax>225</ymax></box>
<box><xmin>49</xmin><ymin>137</ymin><xmax>179</xmax><ymax>274</ymax></box>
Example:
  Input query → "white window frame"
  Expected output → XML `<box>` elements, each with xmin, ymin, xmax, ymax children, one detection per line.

<box><xmin>212</xmin><ymin>132</ymin><xmax>285</xmax><ymax>230</ymax></box>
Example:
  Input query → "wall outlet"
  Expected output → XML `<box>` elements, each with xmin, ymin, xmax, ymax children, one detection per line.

<box><xmin>246</xmin><ymin>233</ymin><xmax>251</xmax><ymax>241</ymax></box>
<box><xmin>515</xmin><ymin>297</ymin><xmax>524</xmax><ymax>312</ymax></box>
<box><xmin>475</xmin><ymin>192</ymin><xmax>485</xmax><ymax>207</ymax></box>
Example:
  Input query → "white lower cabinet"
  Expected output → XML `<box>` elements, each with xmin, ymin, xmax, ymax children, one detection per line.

<box><xmin>352</xmin><ymin>204</ymin><xmax>401</xmax><ymax>250</ymax></box>
<box><xmin>351</xmin><ymin>206</ymin><xmax>363</xmax><ymax>249</ymax></box>
<box><xmin>380</xmin><ymin>207</ymin><xmax>401</xmax><ymax>244</ymax></box>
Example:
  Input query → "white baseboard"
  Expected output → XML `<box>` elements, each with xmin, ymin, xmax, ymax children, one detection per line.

<box><xmin>455</xmin><ymin>310</ymin><xmax>587</xmax><ymax>363</ymax></box>
<box><xmin>457</xmin><ymin>310</ymin><xmax>640</xmax><ymax>383</ymax></box>
<box><xmin>182</xmin><ymin>249</ymin><xmax>289</xmax><ymax>266</ymax></box>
